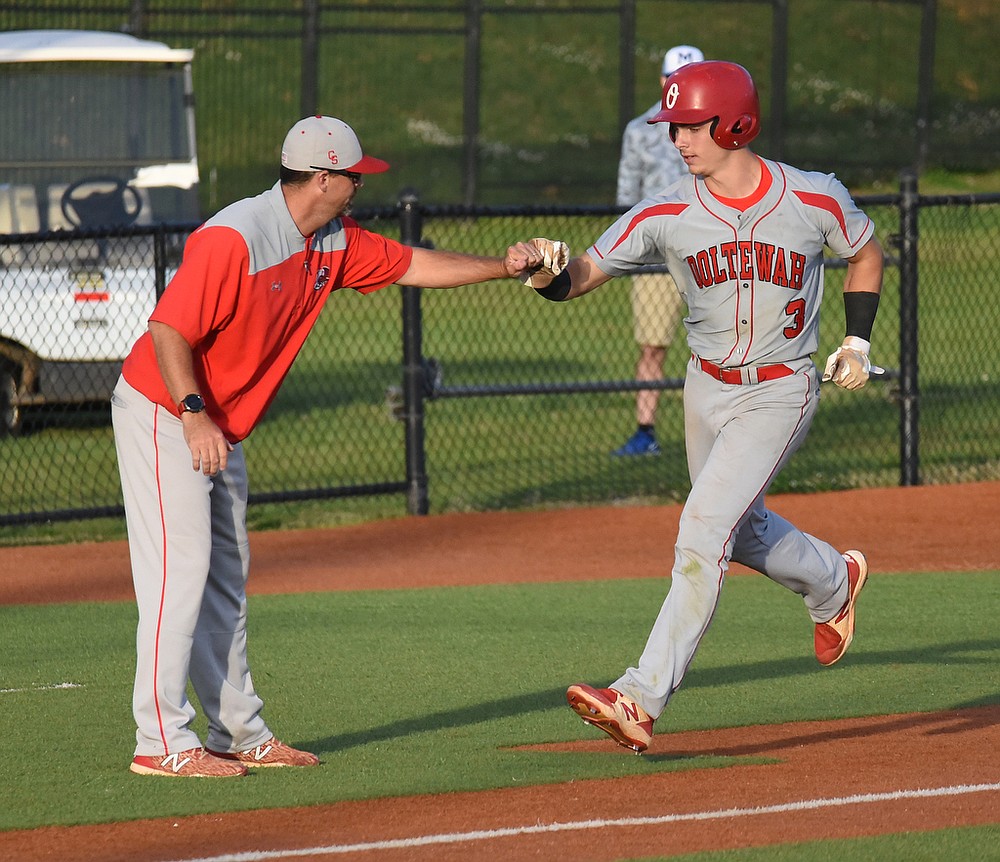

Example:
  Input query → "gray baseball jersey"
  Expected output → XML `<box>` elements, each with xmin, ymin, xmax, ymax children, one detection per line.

<box><xmin>588</xmin><ymin>158</ymin><xmax>876</xmax><ymax>718</ymax></box>
<box><xmin>594</xmin><ymin>158</ymin><xmax>874</xmax><ymax>366</ymax></box>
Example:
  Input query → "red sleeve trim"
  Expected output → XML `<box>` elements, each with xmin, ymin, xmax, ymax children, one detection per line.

<box><xmin>595</xmin><ymin>202</ymin><xmax>689</xmax><ymax>258</ymax></box>
<box><xmin>791</xmin><ymin>190</ymin><xmax>855</xmax><ymax>246</ymax></box>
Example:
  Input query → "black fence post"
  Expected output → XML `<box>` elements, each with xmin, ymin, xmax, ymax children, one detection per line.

<box><xmin>398</xmin><ymin>189</ymin><xmax>430</xmax><ymax>515</ymax></box>
<box><xmin>301</xmin><ymin>0</ymin><xmax>320</xmax><ymax>118</ymax></box>
<box><xmin>462</xmin><ymin>0</ymin><xmax>483</xmax><ymax>206</ymax></box>
<box><xmin>153</xmin><ymin>225</ymin><xmax>168</xmax><ymax>300</ymax></box>
<box><xmin>898</xmin><ymin>169</ymin><xmax>920</xmax><ymax>486</ymax></box>
<box><xmin>618</xmin><ymin>0</ymin><xmax>636</xmax><ymax>136</ymax></box>
<box><xmin>769</xmin><ymin>0</ymin><xmax>788</xmax><ymax>162</ymax></box>
<box><xmin>915</xmin><ymin>0</ymin><xmax>937</xmax><ymax>171</ymax></box>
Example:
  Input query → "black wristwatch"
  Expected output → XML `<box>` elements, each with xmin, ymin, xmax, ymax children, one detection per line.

<box><xmin>178</xmin><ymin>393</ymin><xmax>206</xmax><ymax>415</ymax></box>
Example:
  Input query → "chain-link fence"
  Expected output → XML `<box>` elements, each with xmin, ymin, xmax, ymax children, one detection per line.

<box><xmin>2</xmin><ymin>0</ymin><xmax>995</xmax><ymax>211</ymax></box>
<box><xmin>2</xmin><ymin>181</ymin><xmax>998</xmax><ymax>525</ymax></box>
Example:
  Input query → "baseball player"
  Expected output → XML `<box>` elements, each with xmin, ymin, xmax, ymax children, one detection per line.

<box><xmin>613</xmin><ymin>44</ymin><xmax>704</xmax><ymax>457</ymax></box>
<box><xmin>112</xmin><ymin>116</ymin><xmax>545</xmax><ymax>778</ymax></box>
<box><xmin>526</xmin><ymin>62</ymin><xmax>882</xmax><ymax>752</ymax></box>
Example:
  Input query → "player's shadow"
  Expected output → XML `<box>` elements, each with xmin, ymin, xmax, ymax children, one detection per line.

<box><xmin>305</xmin><ymin>637</ymin><xmax>998</xmax><ymax>755</ymax></box>
<box><xmin>654</xmin><ymin>702</ymin><xmax>1000</xmax><ymax>761</ymax></box>
<box><xmin>682</xmin><ymin>636</ymin><xmax>998</xmax><ymax>691</ymax></box>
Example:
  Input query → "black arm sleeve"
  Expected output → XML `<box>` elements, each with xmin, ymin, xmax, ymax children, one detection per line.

<box><xmin>534</xmin><ymin>269</ymin><xmax>572</xmax><ymax>302</ymax></box>
<box><xmin>844</xmin><ymin>291</ymin><xmax>880</xmax><ymax>341</ymax></box>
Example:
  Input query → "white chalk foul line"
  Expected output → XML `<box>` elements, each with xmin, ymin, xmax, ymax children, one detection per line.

<box><xmin>0</xmin><ymin>681</ymin><xmax>83</xmax><ymax>694</ymax></box>
<box><xmin>165</xmin><ymin>780</ymin><xmax>1000</xmax><ymax>862</ymax></box>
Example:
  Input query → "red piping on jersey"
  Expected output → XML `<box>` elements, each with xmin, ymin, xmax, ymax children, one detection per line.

<box><xmin>792</xmin><ymin>189</ymin><xmax>868</xmax><ymax>249</ymax></box>
<box><xmin>692</xmin><ymin>182</ymin><xmax>744</xmax><ymax>364</ymax></box>
<box><xmin>592</xmin><ymin>202</ymin><xmax>689</xmax><ymax>259</ymax></box>
<box><xmin>731</xmin><ymin>174</ymin><xmax>788</xmax><ymax>365</ymax></box>
<box><xmin>692</xmin><ymin>183</ymin><xmax>741</xmax><ymax>366</ymax></box>
<box><xmin>152</xmin><ymin>405</ymin><xmax>170</xmax><ymax>753</ymax></box>
<box><xmin>695</xmin><ymin>165</ymin><xmax>790</xmax><ymax>366</ymax></box>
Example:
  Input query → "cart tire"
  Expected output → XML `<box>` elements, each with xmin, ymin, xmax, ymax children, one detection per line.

<box><xmin>0</xmin><ymin>369</ymin><xmax>23</xmax><ymax>436</ymax></box>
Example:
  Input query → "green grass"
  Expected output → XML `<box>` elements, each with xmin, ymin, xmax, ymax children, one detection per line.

<box><xmin>654</xmin><ymin>825</ymin><xmax>1000</xmax><ymax>861</ymax></box>
<box><xmin>0</xmin><ymin>570</ymin><xmax>996</xmax><ymax>831</ymax></box>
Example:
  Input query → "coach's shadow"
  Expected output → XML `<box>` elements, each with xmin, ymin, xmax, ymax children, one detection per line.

<box><xmin>307</xmin><ymin>686</ymin><xmax>570</xmax><ymax>755</ymax></box>
<box><xmin>306</xmin><ymin>637</ymin><xmax>998</xmax><ymax>755</ymax></box>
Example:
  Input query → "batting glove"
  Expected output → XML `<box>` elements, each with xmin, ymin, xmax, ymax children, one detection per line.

<box><xmin>520</xmin><ymin>237</ymin><xmax>569</xmax><ymax>289</ymax></box>
<box><xmin>821</xmin><ymin>336</ymin><xmax>885</xmax><ymax>390</ymax></box>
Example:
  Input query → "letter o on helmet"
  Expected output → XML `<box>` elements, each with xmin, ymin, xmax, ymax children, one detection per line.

<box><xmin>648</xmin><ymin>60</ymin><xmax>760</xmax><ymax>150</ymax></box>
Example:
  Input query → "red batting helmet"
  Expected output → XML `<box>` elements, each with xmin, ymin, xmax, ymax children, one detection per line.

<box><xmin>648</xmin><ymin>60</ymin><xmax>760</xmax><ymax>150</ymax></box>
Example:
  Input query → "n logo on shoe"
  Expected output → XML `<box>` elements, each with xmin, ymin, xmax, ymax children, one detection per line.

<box><xmin>251</xmin><ymin>744</ymin><xmax>273</xmax><ymax>761</ymax></box>
<box><xmin>620</xmin><ymin>700</ymin><xmax>641</xmax><ymax>721</ymax></box>
<box><xmin>161</xmin><ymin>753</ymin><xmax>191</xmax><ymax>773</ymax></box>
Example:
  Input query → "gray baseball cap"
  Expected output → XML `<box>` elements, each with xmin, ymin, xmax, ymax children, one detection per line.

<box><xmin>662</xmin><ymin>45</ymin><xmax>704</xmax><ymax>75</ymax></box>
<box><xmin>281</xmin><ymin>116</ymin><xmax>389</xmax><ymax>173</ymax></box>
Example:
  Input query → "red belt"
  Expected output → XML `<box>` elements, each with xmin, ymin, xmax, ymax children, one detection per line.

<box><xmin>695</xmin><ymin>355</ymin><xmax>795</xmax><ymax>385</ymax></box>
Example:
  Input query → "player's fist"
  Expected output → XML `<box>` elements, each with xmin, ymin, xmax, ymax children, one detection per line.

<box><xmin>821</xmin><ymin>336</ymin><xmax>883</xmax><ymax>390</ymax></box>
<box><xmin>519</xmin><ymin>237</ymin><xmax>569</xmax><ymax>288</ymax></box>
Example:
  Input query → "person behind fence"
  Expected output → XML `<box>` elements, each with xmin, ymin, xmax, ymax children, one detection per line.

<box><xmin>612</xmin><ymin>44</ymin><xmax>704</xmax><ymax>457</ymax></box>
<box><xmin>523</xmin><ymin>61</ymin><xmax>884</xmax><ymax>753</ymax></box>
<box><xmin>111</xmin><ymin>115</ymin><xmax>547</xmax><ymax>779</ymax></box>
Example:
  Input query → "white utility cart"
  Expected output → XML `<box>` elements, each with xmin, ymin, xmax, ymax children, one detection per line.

<box><xmin>0</xmin><ymin>29</ymin><xmax>199</xmax><ymax>434</ymax></box>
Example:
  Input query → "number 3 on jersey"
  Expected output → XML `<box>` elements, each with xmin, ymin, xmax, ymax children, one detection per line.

<box><xmin>783</xmin><ymin>297</ymin><xmax>806</xmax><ymax>338</ymax></box>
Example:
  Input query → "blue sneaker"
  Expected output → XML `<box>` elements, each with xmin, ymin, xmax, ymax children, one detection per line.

<box><xmin>612</xmin><ymin>428</ymin><xmax>661</xmax><ymax>457</ymax></box>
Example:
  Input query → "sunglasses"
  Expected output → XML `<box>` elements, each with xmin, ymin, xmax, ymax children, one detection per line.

<box><xmin>315</xmin><ymin>168</ymin><xmax>363</xmax><ymax>186</ymax></box>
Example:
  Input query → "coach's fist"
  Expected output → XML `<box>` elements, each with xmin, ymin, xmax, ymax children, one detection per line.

<box><xmin>518</xmin><ymin>237</ymin><xmax>569</xmax><ymax>288</ymax></box>
<box><xmin>503</xmin><ymin>241</ymin><xmax>547</xmax><ymax>279</ymax></box>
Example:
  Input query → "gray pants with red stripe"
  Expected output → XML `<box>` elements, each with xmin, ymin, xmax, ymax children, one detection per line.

<box><xmin>112</xmin><ymin>376</ymin><xmax>271</xmax><ymax>757</ymax></box>
<box><xmin>613</xmin><ymin>357</ymin><xmax>850</xmax><ymax>718</ymax></box>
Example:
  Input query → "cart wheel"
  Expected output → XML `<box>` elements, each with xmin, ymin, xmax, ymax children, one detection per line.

<box><xmin>0</xmin><ymin>369</ymin><xmax>22</xmax><ymax>436</ymax></box>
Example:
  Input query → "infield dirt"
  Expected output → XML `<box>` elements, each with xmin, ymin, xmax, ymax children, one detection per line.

<box><xmin>1</xmin><ymin>481</ymin><xmax>997</xmax><ymax>861</ymax></box>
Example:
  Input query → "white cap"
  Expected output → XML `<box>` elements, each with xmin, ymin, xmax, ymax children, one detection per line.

<box><xmin>662</xmin><ymin>45</ymin><xmax>704</xmax><ymax>76</ymax></box>
<box><xmin>280</xmin><ymin>116</ymin><xmax>389</xmax><ymax>174</ymax></box>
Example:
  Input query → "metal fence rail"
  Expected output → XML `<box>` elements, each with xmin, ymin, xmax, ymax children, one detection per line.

<box><xmin>2</xmin><ymin>176</ymin><xmax>999</xmax><ymax>526</ymax></box>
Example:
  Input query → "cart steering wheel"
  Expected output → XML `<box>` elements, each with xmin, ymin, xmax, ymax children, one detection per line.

<box><xmin>60</xmin><ymin>177</ymin><xmax>143</xmax><ymax>229</ymax></box>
